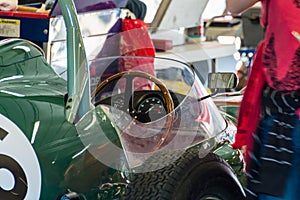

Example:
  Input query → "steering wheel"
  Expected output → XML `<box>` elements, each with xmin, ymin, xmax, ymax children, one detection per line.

<box><xmin>91</xmin><ymin>71</ymin><xmax>175</xmax><ymax>151</ymax></box>
<box><xmin>91</xmin><ymin>71</ymin><xmax>174</xmax><ymax>114</ymax></box>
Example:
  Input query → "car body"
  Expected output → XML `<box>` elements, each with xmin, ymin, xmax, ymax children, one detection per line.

<box><xmin>0</xmin><ymin>0</ymin><xmax>245</xmax><ymax>199</ymax></box>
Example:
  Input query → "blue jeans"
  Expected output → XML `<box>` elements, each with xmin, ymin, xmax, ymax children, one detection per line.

<box><xmin>258</xmin><ymin>119</ymin><xmax>300</xmax><ymax>200</ymax></box>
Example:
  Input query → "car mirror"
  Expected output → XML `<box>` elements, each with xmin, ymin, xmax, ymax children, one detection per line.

<box><xmin>208</xmin><ymin>72</ymin><xmax>238</xmax><ymax>89</ymax></box>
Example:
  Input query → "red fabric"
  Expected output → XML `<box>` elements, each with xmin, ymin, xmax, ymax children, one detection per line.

<box><xmin>232</xmin><ymin>42</ymin><xmax>266</xmax><ymax>168</ymax></box>
<box><xmin>119</xmin><ymin>18</ymin><xmax>156</xmax><ymax>90</ymax></box>
<box><xmin>233</xmin><ymin>0</ymin><xmax>300</xmax><ymax>169</ymax></box>
<box><xmin>120</xmin><ymin>18</ymin><xmax>156</xmax><ymax>58</ymax></box>
<box><xmin>260</xmin><ymin>0</ymin><xmax>300</xmax><ymax>92</ymax></box>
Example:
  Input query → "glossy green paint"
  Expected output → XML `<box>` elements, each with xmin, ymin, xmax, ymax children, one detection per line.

<box><xmin>212</xmin><ymin>100</ymin><xmax>246</xmax><ymax>186</ymax></box>
<box><xmin>218</xmin><ymin>105</ymin><xmax>240</xmax><ymax>124</ymax></box>
<box><xmin>213</xmin><ymin>141</ymin><xmax>246</xmax><ymax>186</ymax></box>
<box><xmin>60</xmin><ymin>0</ymin><xmax>91</xmax><ymax>123</ymax></box>
<box><xmin>0</xmin><ymin>39</ymin><xmax>122</xmax><ymax>199</ymax></box>
<box><xmin>0</xmin><ymin>1</ymin><xmax>246</xmax><ymax>199</ymax></box>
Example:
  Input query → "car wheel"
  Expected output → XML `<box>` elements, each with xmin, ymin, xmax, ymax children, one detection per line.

<box><xmin>125</xmin><ymin>148</ymin><xmax>245</xmax><ymax>200</ymax></box>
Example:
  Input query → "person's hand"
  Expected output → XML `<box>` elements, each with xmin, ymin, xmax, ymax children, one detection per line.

<box><xmin>292</xmin><ymin>31</ymin><xmax>300</xmax><ymax>43</ymax></box>
<box><xmin>240</xmin><ymin>145</ymin><xmax>247</xmax><ymax>157</ymax></box>
<box><xmin>0</xmin><ymin>0</ymin><xmax>18</xmax><ymax>11</ymax></box>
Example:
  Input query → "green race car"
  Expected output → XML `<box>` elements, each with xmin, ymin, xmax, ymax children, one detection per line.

<box><xmin>0</xmin><ymin>0</ymin><xmax>246</xmax><ymax>199</ymax></box>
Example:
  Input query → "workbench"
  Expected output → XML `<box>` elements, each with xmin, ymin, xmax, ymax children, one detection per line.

<box><xmin>156</xmin><ymin>40</ymin><xmax>238</xmax><ymax>73</ymax></box>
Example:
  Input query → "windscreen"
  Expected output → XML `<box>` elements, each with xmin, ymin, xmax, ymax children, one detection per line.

<box><xmin>76</xmin><ymin>54</ymin><xmax>227</xmax><ymax>173</ymax></box>
<box><xmin>48</xmin><ymin>11</ymin><xmax>228</xmax><ymax>172</ymax></box>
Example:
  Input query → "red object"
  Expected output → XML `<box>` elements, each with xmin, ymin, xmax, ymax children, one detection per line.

<box><xmin>152</xmin><ymin>39</ymin><xmax>173</xmax><ymax>51</ymax></box>
<box><xmin>232</xmin><ymin>41</ymin><xmax>266</xmax><ymax>169</ymax></box>
<box><xmin>260</xmin><ymin>0</ymin><xmax>300</xmax><ymax>92</ymax></box>
<box><xmin>0</xmin><ymin>11</ymin><xmax>50</xmax><ymax>19</ymax></box>
<box><xmin>119</xmin><ymin>18</ymin><xmax>156</xmax><ymax>90</ymax></box>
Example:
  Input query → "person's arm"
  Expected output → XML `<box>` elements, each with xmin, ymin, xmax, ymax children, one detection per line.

<box><xmin>224</xmin><ymin>0</ymin><xmax>259</xmax><ymax>15</ymax></box>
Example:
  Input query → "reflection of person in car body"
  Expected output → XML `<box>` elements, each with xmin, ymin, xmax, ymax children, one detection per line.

<box><xmin>225</xmin><ymin>0</ymin><xmax>300</xmax><ymax>200</ymax></box>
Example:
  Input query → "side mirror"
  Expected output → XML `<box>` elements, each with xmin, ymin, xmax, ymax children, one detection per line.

<box><xmin>208</xmin><ymin>72</ymin><xmax>238</xmax><ymax>90</ymax></box>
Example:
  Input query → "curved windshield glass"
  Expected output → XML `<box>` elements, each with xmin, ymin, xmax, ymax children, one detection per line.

<box><xmin>48</xmin><ymin>11</ymin><xmax>228</xmax><ymax>172</ymax></box>
<box><xmin>76</xmin><ymin>55</ymin><xmax>227</xmax><ymax>172</ymax></box>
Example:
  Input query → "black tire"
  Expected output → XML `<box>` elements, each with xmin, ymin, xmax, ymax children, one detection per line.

<box><xmin>125</xmin><ymin>148</ymin><xmax>245</xmax><ymax>200</ymax></box>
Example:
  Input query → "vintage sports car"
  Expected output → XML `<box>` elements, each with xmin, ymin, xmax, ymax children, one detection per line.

<box><xmin>0</xmin><ymin>0</ymin><xmax>245</xmax><ymax>199</ymax></box>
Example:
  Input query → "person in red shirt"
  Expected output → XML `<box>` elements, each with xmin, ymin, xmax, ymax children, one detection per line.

<box><xmin>225</xmin><ymin>0</ymin><xmax>300</xmax><ymax>199</ymax></box>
